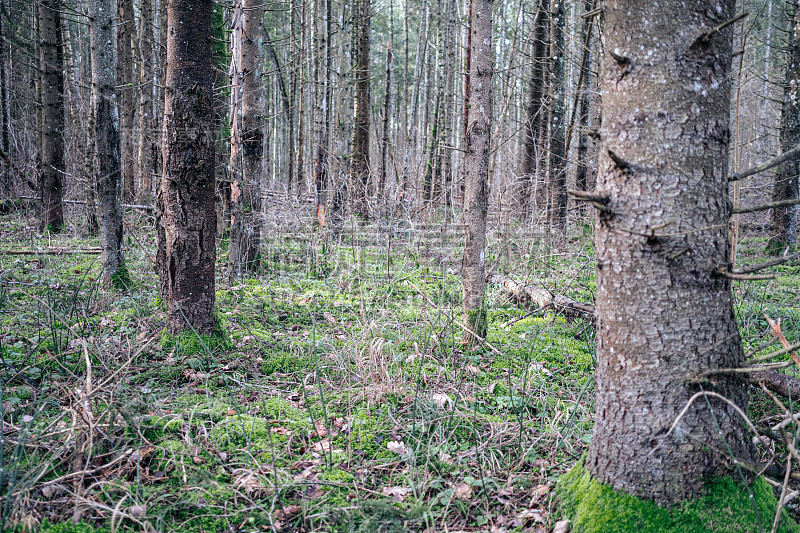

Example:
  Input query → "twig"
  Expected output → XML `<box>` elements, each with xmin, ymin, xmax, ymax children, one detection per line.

<box><xmin>715</xmin><ymin>268</ymin><xmax>776</xmax><ymax>281</ymax></box>
<box><xmin>694</xmin><ymin>12</ymin><xmax>749</xmax><ymax>45</ymax></box>
<box><xmin>567</xmin><ymin>188</ymin><xmax>609</xmax><ymax>204</ymax></box>
<box><xmin>733</xmin><ymin>197</ymin><xmax>800</xmax><ymax>215</ymax></box>
<box><xmin>765</xmin><ymin>314</ymin><xmax>800</xmax><ymax>370</ymax></box>
<box><xmin>729</xmin><ymin>144</ymin><xmax>800</xmax><ymax>183</ymax></box>
<box><xmin>733</xmin><ymin>253</ymin><xmax>799</xmax><ymax>275</ymax></box>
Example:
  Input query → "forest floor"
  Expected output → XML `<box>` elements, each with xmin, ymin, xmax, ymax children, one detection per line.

<box><xmin>1</xmin><ymin>204</ymin><xmax>800</xmax><ymax>533</ymax></box>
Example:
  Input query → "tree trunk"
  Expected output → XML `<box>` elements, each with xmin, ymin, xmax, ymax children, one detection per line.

<box><xmin>91</xmin><ymin>0</ymin><xmax>125</xmax><ymax>286</ymax></box>
<box><xmin>767</xmin><ymin>0</ymin><xmax>800</xmax><ymax>254</ymax></box>
<box><xmin>118</xmin><ymin>0</ymin><xmax>136</xmax><ymax>202</ymax></box>
<box><xmin>379</xmin><ymin>39</ymin><xmax>393</xmax><ymax>206</ymax></box>
<box><xmin>573</xmin><ymin>0</ymin><xmax>596</xmax><ymax>214</ymax></box>
<box><xmin>586</xmin><ymin>0</ymin><xmax>751</xmax><ymax>504</ymax></box>
<box><xmin>546</xmin><ymin>0</ymin><xmax>566</xmax><ymax>235</ymax></box>
<box><xmin>518</xmin><ymin>0</ymin><xmax>548</xmax><ymax>220</ymax></box>
<box><xmin>461</xmin><ymin>0</ymin><xmax>492</xmax><ymax>343</ymax></box>
<box><xmin>159</xmin><ymin>0</ymin><xmax>217</xmax><ymax>334</ymax></box>
<box><xmin>38</xmin><ymin>0</ymin><xmax>65</xmax><ymax>232</ymax></box>
<box><xmin>229</xmin><ymin>0</ymin><xmax>264</xmax><ymax>275</ymax></box>
<box><xmin>350</xmin><ymin>0</ymin><xmax>371</xmax><ymax>221</ymax></box>
<box><xmin>136</xmin><ymin>0</ymin><xmax>155</xmax><ymax>203</ymax></box>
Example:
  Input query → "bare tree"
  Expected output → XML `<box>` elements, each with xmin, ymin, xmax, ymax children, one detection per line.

<box><xmin>461</xmin><ymin>0</ymin><xmax>492</xmax><ymax>342</ymax></box>
<box><xmin>583</xmin><ymin>0</ymin><xmax>751</xmax><ymax>506</ymax></box>
<box><xmin>90</xmin><ymin>0</ymin><xmax>126</xmax><ymax>286</ymax></box>
<box><xmin>158</xmin><ymin>0</ymin><xmax>217</xmax><ymax>334</ymax></box>
<box><xmin>38</xmin><ymin>0</ymin><xmax>65</xmax><ymax>232</ymax></box>
<box><xmin>350</xmin><ymin>0</ymin><xmax>371</xmax><ymax>220</ymax></box>
<box><xmin>229</xmin><ymin>0</ymin><xmax>265</xmax><ymax>275</ymax></box>
<box><xmin>767</xmin><ymin>0</ymin><xmax>800</xmax><ymax>254</ymax></box>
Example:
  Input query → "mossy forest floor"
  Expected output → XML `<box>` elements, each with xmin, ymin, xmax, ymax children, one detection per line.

<box><xmin>2</xmin><ymin>205</ymin><xmax>800</xmax><ymax>532</ymax></box>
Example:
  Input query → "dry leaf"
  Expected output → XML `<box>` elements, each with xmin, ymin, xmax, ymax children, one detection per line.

<box><xmin>465</xmin><ymin>364</ymin><xmax>479</xmax><ymax>374</ymax></box>
<box><xmin>530</xmin><ymin>484</ymin><xmax>550</xmax><ymax>504</ymax></box>
<box><xmin>323</xmin><ymin>312</ymin><xmax>336</xmax><ymax>323</ymax></box>
<box><xmin>382</xmin><ymin>486</ymin><xmax>412</xmax><ymax>502</ymax></box>
<box><xmin>553</xmin><ymin>519</ymin><xmax>570</xmax><ymax>533</ymax></box>
<box><xmin>271</xmin><ymin>426</ymin><xmax>291</xmax><ymax>435</ymax></box>
<box><xmin>431</xmin><ymin>393</ymin><xmax>452</xmax><ymax>408</ymax></box>
<box><xmin>516</xmin><ymin>509</ymin><xmax>546</xmax><ymax>523</ymax></box>
<box><xmin>313</xmin><ymin>439</ymin><xmax>332</xmax><ymax>454</ymax></box>
<box><xmin>314</xmin><ymin>420</ymin><xmax>328</xmax><ymax>438</ymax></box>
<box><xmin>453</xmin><ymin>482</ymin><xmax>472</xmax><ymax>500</ymax></box>
<box><xmin>386</xmin><ymin>440</ymin><xmax>409</xmax><ymax>455</ymax></box>
<box><xmin>129</xmin><ymin>505</ymin><xmax>147</xmax><ymax>518</ymax></box>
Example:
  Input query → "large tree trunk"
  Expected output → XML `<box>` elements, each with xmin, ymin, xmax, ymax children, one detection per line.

<box><xmin>767</xmin><ymin>0</ymin><xmax>800</xmax><ymax>254</ymax></box>
<box><xmin>38</xmin><ymin>0</ymin><xmax>65</xmax><ymax>232</ymax></box>
<box><xmin>350</xmin><ymin>0</ymin><xmax>371</xmax><ymax>221</ymax></box>
<box><xmin>159</xmin><ymin>0</ymin><xmax>217</xmax><ymax>334</ymax></box>
<box><xmin>91</xmin><ymin>0</ymin><xmax>125</xmax><ymax>286</ymax></box>
<box><xmin>586</xmin><ymin>0</ymin><xmax>751</xmax><ymax>504</ymax></box>
<box><xmin>229</xmin><ymin>0</ymin><xmax>264</xmax><ymax>275</ymax></box>
<box><xmin>118</xmin><ymin>0</ymin><xmax>136</xmax><ymax>202</ymax></box>
<box><xmin>136</xmin><ymin>0</ymin><xmax>155</xmax><ymax>203</ymax></box>
<box><xmin>461</xmin><ymin>0</ymin><xmax>492</xmax><ymax>342</ymax></box>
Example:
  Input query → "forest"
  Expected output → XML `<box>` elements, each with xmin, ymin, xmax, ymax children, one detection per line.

<box><xmin>2</xmin><ymin>0</ymin><xmax>800</xmax><ymax>530</ymax></box>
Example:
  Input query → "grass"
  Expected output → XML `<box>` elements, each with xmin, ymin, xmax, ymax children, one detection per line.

<box><xmin>0</xmin><ymin>208</ymin><xmax>799</xmax><ymax>532</ymax></box>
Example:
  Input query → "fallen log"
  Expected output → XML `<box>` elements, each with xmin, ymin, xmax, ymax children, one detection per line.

<box><xmin>751</xmin><ymin>369</ymin><xmax>800</xmax><ymax>400</ymax></box>
<box><xmin>487</xmin><ymin>273</ymin><xmax>595</xmax><ymax>319</ymax></box>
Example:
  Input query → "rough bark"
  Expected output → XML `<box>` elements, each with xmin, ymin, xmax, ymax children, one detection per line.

<box><xmin>91</xmin><ymin>0</ymin><xmax>125</xmax><ymax>286</ymax></box>
<box><xmin>751</xmin><ymin>369</ymin><xmax>800</xmax><ymax>400</ymax></box>
<box><xmin>518</xmin><ymin>0</ymin><xmax>548</xmax><ymax>219</ymax></box>
<box><xmin>38</xmin><ymin>0</ymin><xmax>65</xmax><ymax>232</ymax></box>
<box><xmin>229</xmin><ymin>0</ymin><xmax>264</xmax><ymax>275</ymax></box>
<box><xmin>118</xmin><ymin>0</ymin><xmax>136</xmax><ymax>202</ymax></box>
<box><xmin>350</xmin><ymin>0</ymin><xmax>371</xmax><ymax>220</ymax></box>
<box><xmin>767</xmin><ymin>0</ymin><xmax>800</xmax><ymax>254</ymax></box>
<box><xmin>574</xmin><ymin>0</ymin><xmax>596</xmax><ymax>211</ymax></box>
<box><xmin>586</xmin><ymin>0</ymin><xmax>751</xmax><ymax>504</ymax></box>
<box><xmin>461</xmin><ymin>0</ymin><xmax>492</xmax><ymax>342</ymax></box>
<box><xmin>547</xmin><ymin>0</ymin><xmax>567</xmax><ymax>234</ymax></box>
<box><xmin>159</xmin><ymin>0</ymin><xmax>217</xmax><ymax>334</ymax></box>
<box><xmin>379</xmin><ymin>39</ymin><xmax>393</xmax><ymax>204</ymax></box>
<box><xmin>313</xmin><ymin>0</ymin><xmax>332</xmax><ymax>226</ymax></box>
<box><xmin>136</xmin><ymin>0</ymin><xmax>155</xmax><ymax>203</ymax></box>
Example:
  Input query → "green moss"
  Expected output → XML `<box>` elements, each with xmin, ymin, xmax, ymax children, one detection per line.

<box><xmin>557</xmin><ymin>459</ymin><xmax>800</xmax><ymax>533</ymax></box>
<box><xmin>160</xmin><ymin>312</ymin><xmax>233</xmax><ymax>357</ymax></box>
<box><xmin>465</xmin><ymin>304</ymin><xmax>488</xmax><ymax>341</ymax></box>
<box><xmin>110</xmin><ymin>260</ymin><xmax>132</xmax><ymax>290</ymax></box>
<box><xmin>35</xmin><ymin>520</ymin><xmax>109</xmax><ymax>533</ymax></box>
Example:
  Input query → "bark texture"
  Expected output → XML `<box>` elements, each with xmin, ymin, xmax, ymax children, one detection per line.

<box><xmin>118</xmin><ymin>0</ymin><xmax>136</xmax><ymax>201</ymax></box>
<box><xmin>136</xmin><ymin>0</ymin><xmax>155</xmax><ymax>203</ymax></box>
<box><xmin>350</xmin><ymin>0</ymin><xmax>371</xmax><ymax>220</ymax></box>
<box><xmin>518</xmin><ymin>0</ymin><xmax>548</xmax><ymax>219</ymax></box>
<box><xmin>38</xmin><ymin>0</ymin><xmax>65</xmax><ymax>232</ymax></box>
<box><xmin>159</xmin><ymin>0</ymin><xmax>217</xmax><ymax>334</ymax></box>
<box><xmin>586</xmin><ymin>0</ymin><xmax>751</xmax><ymax>504</ymax></box>
<box><xmin>546</xmin><ymin>0</ymin><xmax>566</xmax><ymax>234</ymax></box>
<box><xmin>229</xmin><ymin>0</ymin><xmax>264</xmax><ymax>275</ymax></box>
<box><xmin>90</xmin><ymin>0</ymin><xmax>124</xmax><ymax>285</ymax></box>
<box><xmin>768</xmin><ymin>0</ymin><xmax>800</xmax><ymax>253</ymax></box>
<box><xmin>461</xmin><ymin>0</ymin><xmax>492</xmax><ymax>342</ymax></box>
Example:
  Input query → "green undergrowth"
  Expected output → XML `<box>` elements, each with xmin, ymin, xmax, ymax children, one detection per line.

<box><xmin>557</xmin><ymin>460</ymin><xmax>800</xmax><ymax>533</ymax></box>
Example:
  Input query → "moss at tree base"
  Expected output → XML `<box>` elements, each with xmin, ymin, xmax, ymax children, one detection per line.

<box><xmin>556</xmin><ymin>459</ymin><xmax>800</xmax><ymax>533</ymax></box>
<box><xmin>160</xmin><ymin>311</ymin><xmax>233</xmax><ymax>357</ymax></box>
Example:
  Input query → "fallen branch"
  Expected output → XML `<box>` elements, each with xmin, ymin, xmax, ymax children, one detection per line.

<box><xmin>19</xmin><ymin>196</ymin><xmax>154</xmax><ymax>211</ymax></box>
<box><xmin>0</xmin><ymin>248</ymin><xmax>102</xmax><ymax>255</ymax></box>
<box><xmin>487</xmin><ymin>273</ymin><xmax>595</xmax><ymax>320</ymax></box>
